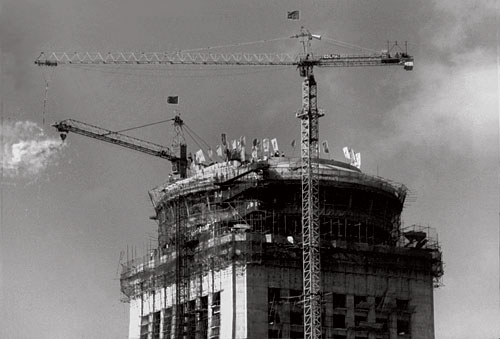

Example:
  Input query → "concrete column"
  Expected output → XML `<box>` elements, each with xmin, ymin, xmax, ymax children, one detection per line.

<box><xmin>323</xmin><ymin>292</ymin><xmax>333</xmax><ymax>339</ymax></box>
<box><xmin>346</xmin><ymin>295</ymin><xmax>355</xmax><ymax>339</ymax></box>
<box><xmin>247</xmin><ymin>266</ymin><xmax>267</xmax><ymax>339</ymax></box>
<box><xmin>367</xmin><ymin>296</ymin><xmax>376</xmax><ymax>339</ymax></box>
<box><xmin>129</xmin><ymin>298</ymin><xmax>142</xmax><ymax>339</ymax></box>
<box><xmin>281</xmin><ymin>288</ymin><xmax>291</xmax><ymax>339</ymax></box>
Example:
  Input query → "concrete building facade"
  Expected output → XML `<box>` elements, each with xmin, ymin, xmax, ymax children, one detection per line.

<box><xmin>120</xmin><ymin>157</ymin><xmax>443</xmax><ymax>339</ymax></box>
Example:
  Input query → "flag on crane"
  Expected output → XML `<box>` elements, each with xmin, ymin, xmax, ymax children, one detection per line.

<box><xmin>287</xmin><ymin>10</ymin><xmax>300</xmax><ymax>20</ymax></box>
<box><xmin>167</xmin><ymin>96</ymin><xmax>178</xmax><ymax>104</ymax></box>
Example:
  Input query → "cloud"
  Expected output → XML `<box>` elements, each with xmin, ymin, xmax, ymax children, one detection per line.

<box><xmin>1</xmin><ymin>120</ymin><xmax>66</xmax><ymax>178</ymax></box>
<box><xmin>426</xmin><ymin>0</ymin><xmax>497</xmax><ymax>53</ymax></box>
<box><xmin>379</xmin><ymin>49</ymin><xmax>497</xmax><ymax>161</ymax></box>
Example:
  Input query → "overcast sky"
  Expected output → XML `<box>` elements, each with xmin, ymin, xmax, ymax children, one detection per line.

<box><xmin>1</xmin><ymin>0</ymin><xmax>498</xmax><ymax>338</ymax></box>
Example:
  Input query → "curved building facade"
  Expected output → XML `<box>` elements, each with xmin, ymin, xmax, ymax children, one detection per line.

<box><xmin>120</xmin><ymin>157</ymin><xmax>443</xmax><ymax>339</ymax></box>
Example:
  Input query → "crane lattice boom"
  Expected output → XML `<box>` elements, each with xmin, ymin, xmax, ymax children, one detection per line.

<box><xmin>39</xmin><ymin>32</ymin><xmax>413</xmax><ymax>339</ymax></box>
<box><xmin>35</xmin><ymin>51</ymin><xmax>413</xmax><ymax>69</ymax></box>
<box><xmin>53</xmin><ymin>119</ymin><xmax>187</xmax><ymax>178</ymax></box>
<box><xmin>53</xmin><ymin>119</ymin><xmax>177</xmax><ymax>160</ymax></box>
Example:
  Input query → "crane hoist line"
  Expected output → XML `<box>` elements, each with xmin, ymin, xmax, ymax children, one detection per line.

<box><xmin>37</xmin><ymin>27</ymin><xmax>414</xmax><ymax>339</ymax></box>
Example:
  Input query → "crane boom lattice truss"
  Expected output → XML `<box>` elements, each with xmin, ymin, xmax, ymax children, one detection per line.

<box><xmin>38</xmin><ymin>30</ymin><xmax>413</xmax><ymax>339</ymax></box>
<box><xmin>53</xmin><ymin>119</ymin><xmax>188</xmax><ymax>178</ymax></box>
<box><xmin>53</xmin><ymin>119</ymin><xmax>178</xmax><ymax>160</ymax></box>
<box><xmin>36</xmin><ymin>50</ymin><xmax>412</xmax><ymax>68</ymax></box>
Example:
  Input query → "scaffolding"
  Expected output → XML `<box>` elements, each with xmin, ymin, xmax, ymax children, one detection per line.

<box><xmin>120</xmin><ymin>157</ymin><xmax>442</xmax><ymax>338</ymax></box>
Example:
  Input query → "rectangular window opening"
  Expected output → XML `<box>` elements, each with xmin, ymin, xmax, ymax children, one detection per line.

<box><xmin>332</xmin><ymin>293</ymin><xmax>346</xmax><ymax>308</ymax></box>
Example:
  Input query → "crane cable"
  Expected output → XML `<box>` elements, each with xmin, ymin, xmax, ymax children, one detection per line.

<box><xmin>98</xmin><ymin>118</ymin><xmax>176</xmax><ymax>137</ymax></box>
<box><xmin>180</xmin><ymin>36</ymin><xmax>291</xmax><ymax>52</ymax></box>
<box><xmin>321</xmin><ymin>37</ymin><xmax>379</xmax><ymax>53</ymax></box>
<box><xmin>184</xmin><ymin>124</ymin><xmax>212</xmax><ymax>150</ymax></box>
<box><xmin>41</xmin><ymin>68</ymin><xmax>55</xmax><ymax>133</ymax></box>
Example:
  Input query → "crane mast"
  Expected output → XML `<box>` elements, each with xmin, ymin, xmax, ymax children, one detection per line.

<box><xmin>37</xmin><ymin>29</ymin><xmax>413</xmax><ymax>339</ymax></box>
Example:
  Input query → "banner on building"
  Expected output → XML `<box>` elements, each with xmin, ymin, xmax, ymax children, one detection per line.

<box><xmin>263</xmin><ymin>138</ymin><xmax>270</xmax><ymax>154</ymax></box>
<box><xmin>343</xmin><ymin>146</ymin><xmax>351</xmax><ymax>159</ymax></box>
<box><xmin>271</xmin><ymin>138</ymin><xmax>279</xmax><ymax>153</ymax></box>
<box><xmin>354</xmin><ymin>152</ymin><xmax>361</xmax><ymax>169</ymax></box>
<box><xmin>195</xmin><ymin>149</ymin><xmax>206</xmax><ymax>164</ymax></box>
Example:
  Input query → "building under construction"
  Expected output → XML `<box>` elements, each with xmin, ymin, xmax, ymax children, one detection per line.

<box><xmin>120</xmin><ymin>156</ymin><xmax>443</xmax><ymax>339</ymax></box>
<box><xmin>36</xmin><ymin>29</ymin><xmax>439</xmax><ymax>339</ymax></box>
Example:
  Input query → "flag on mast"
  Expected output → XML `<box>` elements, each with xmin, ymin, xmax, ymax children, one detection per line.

<box><xmin>167</xmin><ymin>96</ymin><xmax>179</xmax><ymax>104</ymax></box>
<box><xmin>287</xmin><ymin>10</ymin><xmax>300</xmax><ymax>20</ymax></box>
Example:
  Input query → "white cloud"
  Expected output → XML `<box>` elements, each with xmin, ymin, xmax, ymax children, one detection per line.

<box><xmin>1</xmin><ymin>120</ymin><xmax>66</xmax><ymax>178</ymax></box>
<box><xmin>429</xmin><ymin>0</ymin><xmax>497</xmax><ymax>50</ymax></box>
<box><xmin>378</xmin><ymin>48</ymin><xmax>497</xmax><ymax>161</ymax></box>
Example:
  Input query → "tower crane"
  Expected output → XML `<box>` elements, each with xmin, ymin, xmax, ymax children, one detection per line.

<box><xmin>53</xmin><ymin>116</ymin><xmax>188</xmax><ymax>178</ymax></box>
<box><xmin>36</xmin><ymin>27</ymin><xmax>413</xmax><ymax>339</ymax></box>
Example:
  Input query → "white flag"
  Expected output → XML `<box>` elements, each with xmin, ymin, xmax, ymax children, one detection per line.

<box><xmin>240</xmin><ymin>146</ymin><xmax>246</xmax><ymax>162</ymax></box>
<box><xmin>263</xmin><ymin>138</ymin><xmax>270</xmax><ymax>154</ymax></box>
<box><xmin>343</xmin><ymin>147</ymin><xmax>351</xmax><ymax>159</ymax></box>
<box><xmin>271</xmin><ymin>138</ymin><xmax>279</xmax><ymax>152</ymax></box>
<box><xmin>207</xmin><ymin>148</ymin><xmax>214</xmax><ymax>161</ymax></box>
<box><xmin>195</xmin><ymin>149</ymin><xmax>206</xmax><ymax>164</ymax></box>
<box><xmin>349</xmin><ymin>149</ymin><xmax>356</xmax><ymax>165</ymax></box>
<box><xmin>251</xmin><ymin>146</ymin><xmax>258</xmax><ymax>161</ymax></box>
<box><xmin>216</xmin><ymin>145</ymin><xmax>223</xmax><ymax>157</ymax></box>
<box><xmin>232</xmin><ymin>139</ymin><xmax>237</xmax><ymax>150</ymax></box>
<box><xmin>354</xmin><ymin>152</ymin><xmax>361</xmax><ymax>169</ymax></box>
